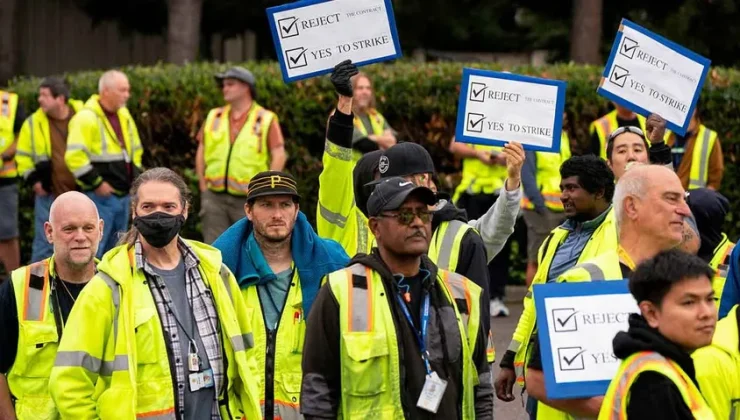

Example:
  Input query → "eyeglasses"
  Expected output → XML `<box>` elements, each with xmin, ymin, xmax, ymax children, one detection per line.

<box><xmin>606</xmin><ymin>126</ymin><xmax>645</xmax><ymax>144</ymax></box>
<box><xmin>378</xmin><ymin>208</ymin><xmax>433</xmax><ymax>225</ymax></box>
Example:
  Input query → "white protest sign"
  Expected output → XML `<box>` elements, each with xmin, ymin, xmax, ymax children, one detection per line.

<box><xmin>267</xmin><ymin>0</ymin><xmax>401</xmax><ymax>82</ymax></box>
<box><xmin>534</xmin><ymin>281</ymin><xmax>640</xmax><ymax>399</ymax></box>
<box><xmin>455</xmin><ymin>68</ymin><xmax>566</xmax><ymax>152</ymax></box>
<box><xmin>598</xmin><ymin>19</ymin><xmax>710</xmax><ymax>135</ymax></box>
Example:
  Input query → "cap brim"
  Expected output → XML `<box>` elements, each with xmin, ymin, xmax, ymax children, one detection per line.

<box><xmin>382</xmin><ymin>186</ymin><xmax>437</xmax><ymax>212</ymax></box>
<box><xmin>246</xmin><ymin>191</ymin><xmax>301</xmax><ymax>201</ymax></box>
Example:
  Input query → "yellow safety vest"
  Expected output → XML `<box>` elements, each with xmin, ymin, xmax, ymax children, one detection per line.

<box><xmin>15</xmin><ymin>100</ymin><xmax>84</xmax><ymax>181</ymax></box>
<box><xmin>0</xmin><ymin>90</ymin><xmax>19</xmax><ymax>178</ymax></box>
<box><xmin>327</xmin><ymin>263</ymin><xmax>482</xmax><ymax>419</ymax></box>
<box><xmin>693</xmin><ymin>305</ymin><xmax>740</xmax><ymax>420</ymax></box>
<box><xmin>687</xmin><ymin>124</ymin><xmax>718</xmax><ymax>190</ymax></box>
<box><xmin>510</xmin><ymin>208</ymin><xmax>617</xmax><ymax>386</ymax></box>
<box><xmin>65</xmin><ymin>95</ymin><xmax>143</xmax><ymax>190</ymax></box>
<box><xmin>8</xmin><ymin>258</ymin><xmax>68</xmax><ymax>419</ymax></box>
<box><xmin>599</xmin><ymin>351</ymin><xmax>715</xmax><ymax>420</ymax></box>
<box><xmin>48</xmin><ymin>241</ymin><xmax>261</xmax><ymax>420</ymax></box>
<box><xmin>352</xmin><ymin>109</ymin><xmax>386</xmax><ymax>162</ymax></box>
<box><xmin>452</xmin><ymin>144</ymin><xmax>507</xmax><ymax>203</ymax></box>
<box><xmin>203</xmin><ymin>103</ymin><xmax>276</xmax><ymax>196</ymax></box>
<box><xmin>521</xmin><ymin>132</ymin><xmax>572</xmax><ymax>211</ymax></box>
<box><xmin>242</xmin><ymin>270</ymin><xmax>304</xmax><ymax>419</ymax></box>
<box><xmin>710</xmin><ymin>234</ymin><xmax>735</xmax><ymax>309</ymax></box>
<box><xmin>589</xmin><ymin>111</ymin><xmax>647</xmax><ymax>159</ymax></box>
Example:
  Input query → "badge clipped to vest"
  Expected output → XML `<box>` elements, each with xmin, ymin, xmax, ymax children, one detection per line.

<box><xmin>187</xmin><ymin>340</ymin><xmax>214</xmax><ymax>392</ymax></box>
<box><xmin>417</xmin><ymin>371</ymin><xmax>448</xmax><ymax>413</ymax></box>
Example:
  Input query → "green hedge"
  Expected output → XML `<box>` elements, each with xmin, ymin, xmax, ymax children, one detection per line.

<box><xmin>8</xmin><ymin>61</ymin><xmax>740</xmax><ymax>264</ymax></box>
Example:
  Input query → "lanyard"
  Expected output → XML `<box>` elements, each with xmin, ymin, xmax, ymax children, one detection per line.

<box><xmin>396</xmin><ymin>293</ymin><xmax>433</xmax><ymax>375</ymax></box>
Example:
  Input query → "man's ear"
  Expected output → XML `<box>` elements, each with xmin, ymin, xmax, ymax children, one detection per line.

<box><xmin>368</xmin><ymin>217</ymin><xmax>380</xmax><ymax>240</ymax></box>
<box><xmin>44</xmin><ymin>222</ymin><xmax>53</xmax><ymax>244</ymax></box>
<box><xmin>639</xmin><ymin>301</ymin><xmax>660</xmax><ymax>329</ymax></box>
<box><xmin>624</xmin><ymin>196</ymin><xmax>639</xmax><ymax>220</ymax></box>
<box><xmin>183</xmin><ymin>202</ymin><xmax>189</xmax><ymax>220</ymax></box>
<box><xmin>244</xmin><ymin>203</ymin><xmax>253</xmax><ymax>221</ymax></box>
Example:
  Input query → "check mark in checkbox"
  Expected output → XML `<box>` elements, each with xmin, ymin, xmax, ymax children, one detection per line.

<box><xmin>286</xmin><ymin>47</ymin><xmax>308</xmax><ymax>69</ymax></box>
<box><xmin>469</xmin><ymin>82</ymin><xmax>487</xmax><ymax>102</ymax></box>
<box><xmin>552</xmin><ymin>308</ymin><xmax>578</xmax><ymax>332</ymax></box>
<box><xmin>558</xmin><ymin>347</ymin><xmax>586</xmax><ymax>371</ymax></box>
<box><xmin>619</xmin><ymin>36</ymin><xmax>638</xmax><ymax>59</ymax></box>
<box><xmin>609</xmin><ymin>65</ymin><xmax>630</xmax><ymax>88</ymax></box>
<box><xmin>466</xmin><ymin>113</ymin><xmax>485</xmax><ymax>133</ymax></box>
<box><xmin>278</xmin><ymin>17</ymin><xmax>300</xmax><ymax>38</ymax></box>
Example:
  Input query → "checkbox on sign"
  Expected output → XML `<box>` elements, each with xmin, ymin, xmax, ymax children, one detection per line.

<box><xmin>558</xmin><ymin>347</ymin><xmax>586</xmax><ymax>371</ymax></box>
<box><xmin>609</xmin><ymin>65</ymin><xmax>630</xmax><ymax>88</ymax></box>
<box><xmin>466</xmin><ymin>113</ymin><xmax>485</xmax><ymax>133</ymax></box>
<box><xmin>619</xmin><ymin>36</ymin><xmax>639</xmax><ymax>59</ymax></box>
<box><xmin>469</xmin><ymin>82</ymin><xmax>487</xmax><ymax>102</ymax></box>
<box><xmin>285</xmin><ymin>47</ymin><xmax>308</xmax><ymax>70</ymax></box>
<box><xmin>278</xmin><ymin>17</ymin><xmax>300</xmax><ymax>39</ymax></box>
<box><xmin>552</xmin><ymin>308</ymin><xmax>578</xmax><ymax>332</ymax></box>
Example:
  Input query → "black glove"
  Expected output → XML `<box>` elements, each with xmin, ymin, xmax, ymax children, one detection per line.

<box><xmin>330</xmin><ymin>59</ymin><xmax>359</xmax><ymax>97</ymax></box>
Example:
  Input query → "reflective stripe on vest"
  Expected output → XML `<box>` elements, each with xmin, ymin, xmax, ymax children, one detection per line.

<box><xmin>0</xmin><ymin>91</ymin><xmax>19</xmax><ymax>178</ymax></box>
<box><xmin>572</xmin><ymin>262</ymin><xmax>606</xmax><ymax>281</ymax></box>
<box><xmin>429</xmin><ymin>220</ymin><xmax>470</xmax><ymax>272</ymax></box>
<box><xmin>710</xmin><ymin>236</ymin><xmax>735</xmax><ymax>309</ymax></box>
<box><xmin>353</xmin><ymin>109</ymin><xmax>385</xmax><ymax>137</ymax></box>
<box><xmin>345</xmin><ymin>264</ymin><xmax>374</xmax><ymax>332</ymax></box>
<box><xmin>24</xmin><ymin>261</ymin><xmax>50</xmax><ymax>321</ymax></box>
<box><xmin>688</xmin><ymin>126</ymin><xmax>716</xmax><ymax>190</ymax></box>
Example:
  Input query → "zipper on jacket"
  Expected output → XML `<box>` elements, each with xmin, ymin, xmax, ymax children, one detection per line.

<box><xmin>258</xmin><ymin>280</ymin><xmax>294</xmax><ymax>420</ymax></box>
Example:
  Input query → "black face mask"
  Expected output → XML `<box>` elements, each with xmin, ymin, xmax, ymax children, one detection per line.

<box><xmin>134</xmin><ymin>211</ymin><xmax>185</xmax><ymax>248</ymax></box>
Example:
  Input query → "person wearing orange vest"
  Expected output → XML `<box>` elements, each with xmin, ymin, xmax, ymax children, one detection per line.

<box><xmin>0</xmin><ymin>191</ymin><xmax>102</xmax><ymax>419</ymax></box>
<box><xmin>349</xmin><ymin>72</ymin><xmax>396</xmax><ymax>159</ymax></box>
<box><xmin>598</xmin><ymin>249</ymin><xmax>717</xmax><ymax>419</ymax></box>
<box><xmin>0</xmin><ymin>89</ymin><xmax>25</xmax><ymax>276</ymax></box>
<box><xmin>589</xmin><ymin>102</ymin><xmax>646</xmax><ymax>158</ymax></box>
<box><xmin>195</xmin><ymin>67</ymin><xmax>287</xmax><ymax>243</ymax></box>
<box><xmin>664</xmin><ymin>108</ymin><xmax>724</xmax><ymax>191</ymax></box>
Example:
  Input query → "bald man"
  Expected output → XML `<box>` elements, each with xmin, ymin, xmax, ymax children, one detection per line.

<box><xmin>65</xmin><ymin>69</ymin><xmax>143</xmax><ymax>257</ymax></box>
<box><xmin>0</xmin><ymin>191</ymin><xmax>102</xmax><ymax>419</ymax></box>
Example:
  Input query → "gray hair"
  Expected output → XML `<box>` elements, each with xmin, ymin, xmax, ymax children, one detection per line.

<box><xmin>613</xmin><ymin>166</ymin><xmax>650</xmax><ymax>228</ymax></box>
<box><xmin>98</xmin><ymin>70</ymin><xmax>127</xmax><ymax>94</ymax></box>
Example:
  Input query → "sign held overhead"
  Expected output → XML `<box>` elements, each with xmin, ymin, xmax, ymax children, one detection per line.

<box><xmin>598</xmin><ymin>19</ymin><xmax>711</xmax><ymax>135</ymax></box>
<box><xmin>266</xmin><ymin>0</ymin><xmax>402</xmax><ymax>83</ymax></box>
<box><xmin>455</xmin><ymin>68</ymin><xmax>566</xmax><ymax>153</ymax></box>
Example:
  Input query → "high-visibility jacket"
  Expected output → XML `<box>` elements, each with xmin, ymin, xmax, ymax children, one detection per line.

<box><xmin>65</xmin><ymin>95</ymin><xmax>143</xmax><ymax>192</ymax></box>
<box><xmin>686</xmin><ymin>124</ymin><xmax>719</xmax><ymax>190</ymax></box>
<box><xmin>693</xmin><ymin>304</ymin><xmax>740</xmax><ymax>420</ymax></box>
<box><xmin>510</xmin><ymin>209</ymin><xmax>617</xmax><ymax>386</ymax></box>
<box><xmin>711</xmin><ymin>234</ymin><xmax>735</xmax><ymax>312</ymax></box>
<box><xmin>243</xmin><ymin>271</ymin><xmax>304</xmax><ymax>419</ymax></box>
<box><xmin>203</xmin><ymin>103</ymin><xmax>276</xmax><ymax>196</ymax></box>
<box><xmin>48</xmin><ymin>241</ymin><xmax>261</xmax><ymax>420</ymax></box>
<box><xmin>327</xmin><ymin>263</ymin><xmax>482</xmax><ymax>419</ymax></box>
<box><xmin>521</xmin><ymin>132</ymin><xmax>572</xmax><ymax>211</ymax></box>
<box><xmin>0</xmin><ymin>90</ymin><xmax>19</xmax><ymax>178</ymax></box>
<box><xmin>317</xmin><ymin>137</ymin><xmax>375</xmax><ymax>258</ymax></box>
<box><xmin>599</xmin><ymin>351</ymin><xmax>714</xmax><ymax>419</ymax></box>
<box><xmin>15</xmin><ymin>100</ymin><xmax>84</xmax><ymax>182</ymax></box>
<box><xmin>7</xmin><ymin>257</ymin><xmax>89</xmax><ymax>419</ymax></box>
<box><xmin>589</xmin><ymin>111</ymin><xmax>647</xmax><ymax>159</ymax></box>
<box><xmin>452</xmin><ymin>144</ymin><xmax>507</xmax><ymax>203</ymax></box>
<box><xmin>352</xmin><ymin>108</ymin><xmax>386</xmax><ymax>162</ymax></box>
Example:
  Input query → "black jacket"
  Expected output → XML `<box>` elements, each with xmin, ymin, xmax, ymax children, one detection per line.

<box><xmin>611</xmin><ymin>314</ymin><xmax>697</xmax><ymax>420</ymax></box>
<box><xmin>300</xmin><ymin>252</ymin><xmax>493</xmax><ymax>420</ymax></box>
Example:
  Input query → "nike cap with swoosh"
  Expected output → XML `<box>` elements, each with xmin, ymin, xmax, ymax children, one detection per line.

<box><xmin>367</xmin><ymin>176</ymin><xmax>437</xmax><ymax>217</ymax></box>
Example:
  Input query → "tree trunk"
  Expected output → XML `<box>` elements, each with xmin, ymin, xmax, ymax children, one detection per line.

<box><xmin>166</xmin><ymin>0</ymin><xmax>204</xmax><ymax>64</ymax></box>
<box><xmin>569</xmin><ymin>0</ymin><xmax>603</xmax><ymax>64</ymax></box>
<box><xmin>0</xmin><ymin>0</ymin><xmax>19</xmax><ymax>85</ymax></box>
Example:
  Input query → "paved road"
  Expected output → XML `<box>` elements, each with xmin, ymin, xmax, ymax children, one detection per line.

<box><xmin>492</xmin><ymin>286</ymin><xmax>529</xmax><ymax>420</ymax></box>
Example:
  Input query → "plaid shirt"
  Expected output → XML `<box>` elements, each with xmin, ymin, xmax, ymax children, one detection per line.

<box><xmin>135</xmin><ymin>239</ymin><xmax>224</xmax><ymax>419</ymax></box>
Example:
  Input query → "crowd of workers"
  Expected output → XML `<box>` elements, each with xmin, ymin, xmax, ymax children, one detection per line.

<box><xmin>0</xmin><ymin>55</ymin><xmax>736</xmax><ymax>420</ymax></box>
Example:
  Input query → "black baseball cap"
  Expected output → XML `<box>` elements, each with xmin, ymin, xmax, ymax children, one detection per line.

<box><xmin>246</xmin><ymin>171</ymin><xmax>300</xmax><ymax>202</ymax></box>
<box><xmin>377</xmin><ymin>142</ymin><xmax>436</xmax><ymax>179</ymax></box>
<box><xmin>367</xmin><ymin>176</ymin><xmax>437</xmax><ymax>217</ymax></box>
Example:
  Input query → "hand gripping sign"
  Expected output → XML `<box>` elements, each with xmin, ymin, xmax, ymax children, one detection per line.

<box><xmin>455</xmin><ymin>68</ymin><xmax>567</xmax><ymax>153</ymax></box>
<box><xmin>598</xmin><ymin>19</ymin><xmax>711</xmax><ymax>136</ymax></box>
<box><xmin>267</xmin><ymin>0</ymin><xmax>402</xmax><ymax>83</ymax></box>
<box><xmin>533</xmin><ymin>280</ymin><xmax>639</xmax><ymax>399</ymax></box>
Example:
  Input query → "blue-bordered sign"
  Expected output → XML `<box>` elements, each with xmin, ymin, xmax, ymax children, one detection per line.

<box><xmin>454</xmin><ymin>68</ymin><xmax>566</xmax><ymax>153</ymax></box>
<box><xmin>533</xmin><ymin>280</ymin><xmax>639</xmax><ymax>399</ymax></box>
<box><xmin>598</xmin><ymin>19</ymin><xmax>711</xmax><ymax>136</ymax></box>
<box><xmin>266</xmin><ymin>0</ymin><xmax>402</xmax><ymax>83</ymax></box>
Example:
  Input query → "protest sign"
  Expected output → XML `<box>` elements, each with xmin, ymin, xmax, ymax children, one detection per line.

<box><xmin>533</xmin><ymin>280</ymin><xmax>639</xmax><ymax>399</ymax></box>
<box><xmin>598</xmin><ymin>19</ymin><xmax>711</xmax><ymax>135</ymax></box>
<box><xmin>266</xmin><ymin>0</ymin><xmax>401</xmax><ymax>82</ymax></box>
<box><xmin>455</xmin><ymin>68</ymin><xmax>566</xmax><ymax>152</ymax></box>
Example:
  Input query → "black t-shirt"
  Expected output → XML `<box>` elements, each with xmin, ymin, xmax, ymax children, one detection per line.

<box><xmin>397</xmin><ymin>271</ymin><xmax>426</xmax><ymax>327</ymax></box>
<box><xmin>0</xmin><ymin>276</ymin><xmax>85</xmax><ymax>373</ymax></box>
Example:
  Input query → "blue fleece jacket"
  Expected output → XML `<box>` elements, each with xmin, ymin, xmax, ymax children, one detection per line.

<box><xmin>212</xmin><ymin>212</ymin><xmax>349</xmax><ymax>316</ymax></box>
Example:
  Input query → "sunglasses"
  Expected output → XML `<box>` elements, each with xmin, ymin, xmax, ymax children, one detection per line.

<box><xmin>606</xmin><ymin>126</ymin><xmax>645</xmax><ymax>144</ymax></box>
<box><xmin>378</xmin><ymin>208</ymin><xmax>433</xmax><ymax>225</ymax></box>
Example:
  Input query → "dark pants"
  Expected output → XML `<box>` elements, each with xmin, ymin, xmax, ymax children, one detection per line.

<box><xmin>456</xmin><ymin>192</ymin><xmax>510</xmax><ymax>300</ymax></box>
